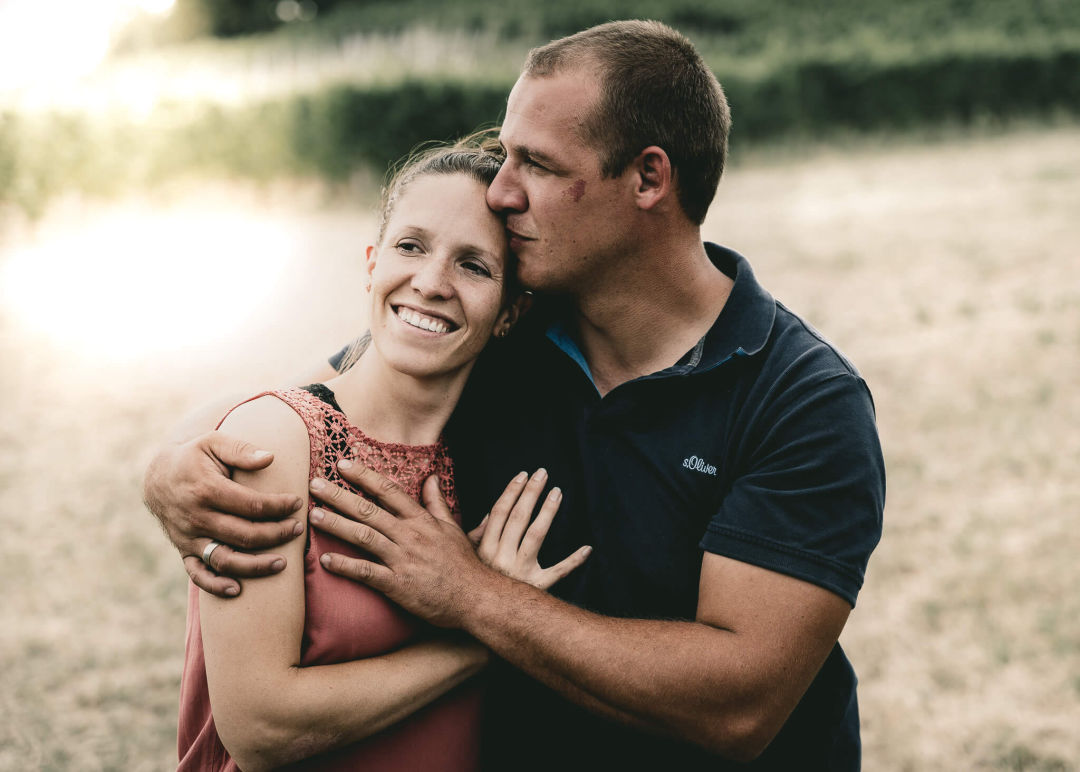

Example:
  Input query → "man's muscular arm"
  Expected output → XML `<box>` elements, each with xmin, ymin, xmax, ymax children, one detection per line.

<box><xmin>142</xmin><ymin>358</ymin><xmax>338</xmax><ymax>597</ymax></box>
<box><xmin>309</xmin><ymin>464</ymin><xmax>850</xmax><ymax>762</ymax></box>
<box><xmin>449</xmin><ymin>554</ymin><xmax>848</xmax><ymax>761</ymax></box>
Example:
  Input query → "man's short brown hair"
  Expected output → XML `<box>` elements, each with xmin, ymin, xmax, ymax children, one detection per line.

<box><xmin>524</xmin><ymin>20</ymin><xmax>731</xmax><ymax>225</ymax></box>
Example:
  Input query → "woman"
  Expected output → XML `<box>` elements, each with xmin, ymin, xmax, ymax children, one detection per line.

<box><xmin>177</xmin><ymin>137</ymin><xmax>590</xmax><ymax>770</ymax></box>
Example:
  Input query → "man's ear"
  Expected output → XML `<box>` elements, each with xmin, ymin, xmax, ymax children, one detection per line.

<box><xmin>493</xmin><ymin>292</ymin><xmax>532</xmax><ymax>339</ymax></box>
<box><xmin>632</xmin><ymin>145</ymin><xmax>673</xmax><ymax>211</ymax></box>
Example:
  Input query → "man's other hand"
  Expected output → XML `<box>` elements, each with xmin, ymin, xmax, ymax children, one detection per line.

<box><xmin>142</xmin><ymin>431</ymin><xmax>304</xmax><ymax>597</ymax></box>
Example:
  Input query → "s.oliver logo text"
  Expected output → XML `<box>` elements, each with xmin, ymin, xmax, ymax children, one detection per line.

<box><xmin>682</xmin><ymin>455</ymin><xmax>717</xmax><ymax>476</ymax></box>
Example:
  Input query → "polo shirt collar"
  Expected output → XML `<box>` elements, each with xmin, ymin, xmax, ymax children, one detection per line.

<box><xmin>545</xmin><ymin>242</ymin><xmax>776</xmax><ymax>381</ymax></box>
<box><xmin>693</xmin><ymin>243</ymin><xmax>775</xmax><ymax>371</ymax></box>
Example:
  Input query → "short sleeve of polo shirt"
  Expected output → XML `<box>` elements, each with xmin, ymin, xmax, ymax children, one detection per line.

<box><xmin>700</xmin><ymin>367</ymin><xmax>885</xmax><ymax>608</ymax></box>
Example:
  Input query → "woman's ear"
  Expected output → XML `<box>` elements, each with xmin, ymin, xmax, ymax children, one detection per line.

<box><xmin>364</xmin><ymin>244</ymin><xmax>377</xmax><ymax>292</ymax></box>
<box><xmin>493</xmin><ymin>292</ymin><xmax>532</xmax><ymax>339</ymax></box>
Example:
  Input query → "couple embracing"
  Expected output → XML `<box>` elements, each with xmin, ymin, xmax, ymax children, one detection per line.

<box><xmin>145</xmin><ymin>19</ymin><xmax>885</xmax><ymax>771</ymax></box>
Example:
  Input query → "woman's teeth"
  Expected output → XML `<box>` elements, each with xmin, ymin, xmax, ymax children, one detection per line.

<box><xmin>396</xmin><ymin>307</ymin><xmax>451</xmax><ymax>333</ymax></box>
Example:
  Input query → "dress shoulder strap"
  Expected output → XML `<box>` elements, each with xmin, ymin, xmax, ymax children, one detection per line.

<box><xmin>215</xmin><ymin>388</ymin><xmax>330</xmax><ymax>479</ymax></box>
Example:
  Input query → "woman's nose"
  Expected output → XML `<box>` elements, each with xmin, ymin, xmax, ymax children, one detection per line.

<box><xmin>410</xmin><ymin>257</ymin><xmax>454</xmax><ymax>298</ymax></box>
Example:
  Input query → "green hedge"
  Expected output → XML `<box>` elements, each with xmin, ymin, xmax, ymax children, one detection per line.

<box><xmin>723</xmin><ymin>43</ymin><xmax>1080</xmax><ymax>138</ymax></box>
<box><xmin>3</xmin><ymin>39</ymin><xmax>1079</xmax><ymax>216</ymax></box>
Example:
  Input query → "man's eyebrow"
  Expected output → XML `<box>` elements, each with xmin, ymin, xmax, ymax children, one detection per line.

<box><xmin>507</xmin><ymin>143</ymin><xmax>559</xmax><ymax>168</ymax></box>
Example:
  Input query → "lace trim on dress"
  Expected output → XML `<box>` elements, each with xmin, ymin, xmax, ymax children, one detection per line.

<box><xmin>277</xmin><ymin>385</ymin><xmax>460</xmax><ymax>519</ymax></box>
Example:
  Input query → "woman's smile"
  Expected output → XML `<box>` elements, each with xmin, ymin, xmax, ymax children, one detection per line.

<box><xmin>393</xmin><ymin>304</ymin><xmax>457</xmax><ymax>335</ymax></box>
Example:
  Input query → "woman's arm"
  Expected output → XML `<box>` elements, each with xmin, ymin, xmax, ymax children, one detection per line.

<box><xmin>199</xmin><ymin>396</ymin><xmax>486</xmax><ymax>772</ymax></box>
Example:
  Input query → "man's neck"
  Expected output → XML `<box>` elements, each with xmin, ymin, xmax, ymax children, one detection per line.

<box><xmin>573</xmin><ymin>238</ymin><xmax>733</xmax><ymax>397</ymax></box>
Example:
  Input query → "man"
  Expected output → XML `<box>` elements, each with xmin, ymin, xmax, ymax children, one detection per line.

<box><xmin>145</xmin><ymin>20</ymin><xmax>884</xmax><ymax>770</ymax></box>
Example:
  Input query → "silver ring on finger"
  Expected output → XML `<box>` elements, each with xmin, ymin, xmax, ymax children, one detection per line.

<box><xmin>201</xmin><ymin>540</ymin><xmax>223</xmax><ymax>568</ymax></box>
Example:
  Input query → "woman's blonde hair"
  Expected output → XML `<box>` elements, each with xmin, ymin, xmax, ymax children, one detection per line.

<box><xmin>375</xmin><ymin>129</ymin><xmax>505</xmax><ymax>244</ymax></box>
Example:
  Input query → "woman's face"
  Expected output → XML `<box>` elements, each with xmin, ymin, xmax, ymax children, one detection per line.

<box><xmin>366</xmin><ymin>172</ymin><xmax>514</xmax><ymax>381</ymax></box>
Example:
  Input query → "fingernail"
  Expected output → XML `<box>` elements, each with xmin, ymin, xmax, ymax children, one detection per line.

<box><xmin>514</xmin><ymin>471</ymin><xmax>528</xmax><ymax>483</ymax></box>
<box><xmin>225</xmin><ymin>585</ymin><xmax>239</xmax><ymax>596</ymax></box>
<box><xmin>310</xmin><ymin>508</ymin><xmax>324</xmax><ymax>523</ymax></box>
<box><xmin>550</xmin><ymin>487</ymin><xmax>562</xmax><ymax>501</ymax></box>
<box><xmin>252</xmin><ymin>450</ymin><xmax>271</xmax><ymax>460</ymax></box>
<box><xmin>291</xmin><ymin>497</ymin><xmax>304</xmax><ymax>512</ymax></box>
<box><xmin>270</xmin><ymin>558</ymin><xmax>285</xmax><ymax>571</ymax></box>
<box><xmin>338</xmin><ymin>459</ymin><xmax>353</xmax><ymax>470</ymax></box>
<box><xmin>320</xmin><ymin>553</ymin><xmax>332</xmax><ymax>567</ymax></box>
<box><xmin>292</xmin><ymin>520</ymin><xmax>304</xmax><ymax>536</ymax></box>
<box><xmin>310</xmin><ymin>479</ymin><xmax>325</xmax><ymax>491</ymax></box>
<box><xmin>583</xmin><ymin>545</ymin><xmax>593</xmax><ymax>557</ymax></box>
<box><xmin>534</xmin><ymin>468</ymin><xmax>548</xmax><ymax>481</ymax></box>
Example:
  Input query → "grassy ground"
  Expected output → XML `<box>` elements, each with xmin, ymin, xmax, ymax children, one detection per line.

<box><xmin>1</xmin><ymin>125</ymin><xmax>1078</xmax><ymax>769</ymax></box>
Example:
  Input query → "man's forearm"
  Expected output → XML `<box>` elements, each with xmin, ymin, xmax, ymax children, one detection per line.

<box><xmin>458</xmin><ymin>572</ymin><xmax>772</xmax><ymax>760</ymax></box>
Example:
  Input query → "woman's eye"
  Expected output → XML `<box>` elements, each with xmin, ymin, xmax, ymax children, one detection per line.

<box><xmin>462</xmin><ymin>260</ymin><xmax>492</xmax><ymax>278</ymax></box>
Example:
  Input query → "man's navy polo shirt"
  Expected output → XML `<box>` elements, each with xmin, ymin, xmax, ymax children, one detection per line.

<box><xmin>441</xmin><ymin>244</ymin><xmax>885</xmax><ymax>770</ymax></box>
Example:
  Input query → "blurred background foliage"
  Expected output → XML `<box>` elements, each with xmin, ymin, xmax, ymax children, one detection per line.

<box><xmin>2</xmin><ymin>0</ymin><xmax>1080</xmax><ymax>217</ymax></box>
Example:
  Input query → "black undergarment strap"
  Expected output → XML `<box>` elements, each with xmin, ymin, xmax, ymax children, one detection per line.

<box><xmin>301</xmin><ymin>383</ymin><xmax>344</xmax><ymax>414</ymax></box>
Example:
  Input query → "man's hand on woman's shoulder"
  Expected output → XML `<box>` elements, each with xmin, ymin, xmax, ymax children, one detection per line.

<box><xmin>142</xmin><ymin>431</ymin><xmax>304</xmax><ymax>597</ymax></box>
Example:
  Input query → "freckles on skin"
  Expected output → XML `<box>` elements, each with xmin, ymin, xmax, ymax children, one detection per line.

<box><xmin>563</xmin><ymin>179</ymin><xmax>586</xmax><ymax>203</ymax></box>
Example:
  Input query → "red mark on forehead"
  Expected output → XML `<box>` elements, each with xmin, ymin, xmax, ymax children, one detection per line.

<box><xmin>563</xmin><ymin>179</ymin><xmax>586</xmax><ymax>203</ymax></box>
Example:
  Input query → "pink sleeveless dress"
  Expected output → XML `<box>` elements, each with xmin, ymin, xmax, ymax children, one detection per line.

<box><xmin>178</xmin><ymin>386</ymin><xmax>483</xmax><ymax>771</ymax></box>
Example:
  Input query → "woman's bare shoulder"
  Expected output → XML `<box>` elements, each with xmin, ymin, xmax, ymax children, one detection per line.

<box><xmin>219</xmin><ymin>394</ymin><xmax>311</xmax><ymax>482</ymax></box>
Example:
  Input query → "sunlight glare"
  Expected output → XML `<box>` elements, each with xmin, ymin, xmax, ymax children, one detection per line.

<box><xmin>0</xmin><ymin>0</ymin><xmax>176</xmax><ymax>92</ymax></box>
<box><xmin>0</xmin><ymin>206</ymin><xmax>293</xmax><ymax>362</ymax></box>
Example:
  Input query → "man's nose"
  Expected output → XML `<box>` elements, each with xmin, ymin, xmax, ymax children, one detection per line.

<box><xmin>486</xmin><ymin>164</ymin><xmax>527</xmax><ymax>213</ymax></box>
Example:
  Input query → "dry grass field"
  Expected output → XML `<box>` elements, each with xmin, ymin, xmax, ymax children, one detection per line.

<box><xmin>1</xmin><ymin>125</ymin><xmax>1078</xmax><ymax>770</ymax></box>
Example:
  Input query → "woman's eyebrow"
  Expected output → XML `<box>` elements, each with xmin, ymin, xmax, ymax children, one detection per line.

<box><xmin>393</xmin><ymin>225</ymin><xmax>432</xmax><ymax>239</ymax></box>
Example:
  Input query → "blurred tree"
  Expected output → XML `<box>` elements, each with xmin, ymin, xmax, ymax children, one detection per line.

<box><xmin>112</xmin><ymin>0</ymin><xmax>358</xmax><ymax>49</ymax></box>
<box><xmin>190</xmin><ymin>0</ymin><xmax>352</xmax><ymax>36</ymax></box>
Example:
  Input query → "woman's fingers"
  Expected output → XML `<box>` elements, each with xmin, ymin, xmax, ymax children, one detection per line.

<box><xmin>498</xmin><ymin>469</ymin><xmax>548</xmax><ymax>559</ymax></box>
<box><xmin>479</xmin><ymin>471</ymin><xmax>528</xmax><ymax>556</ymax></box>
<box><xmin>519</xmin><ymin>486</ymin><xmax>562</xmax><ymax>558</ymax></box>
<box><xmin>474</xmin><ymin>469</ymin><xmax>590</xmax><ymax>589</ymax></box>
<box><xmin>467</xmin><ymin>514</ymin><xmax>489</xmax><ymax>547</ymax></box>
<box><xmin>536</xmin><ymin>545</ymin><xmax>593</xmax><ymax>591</ymax></box>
